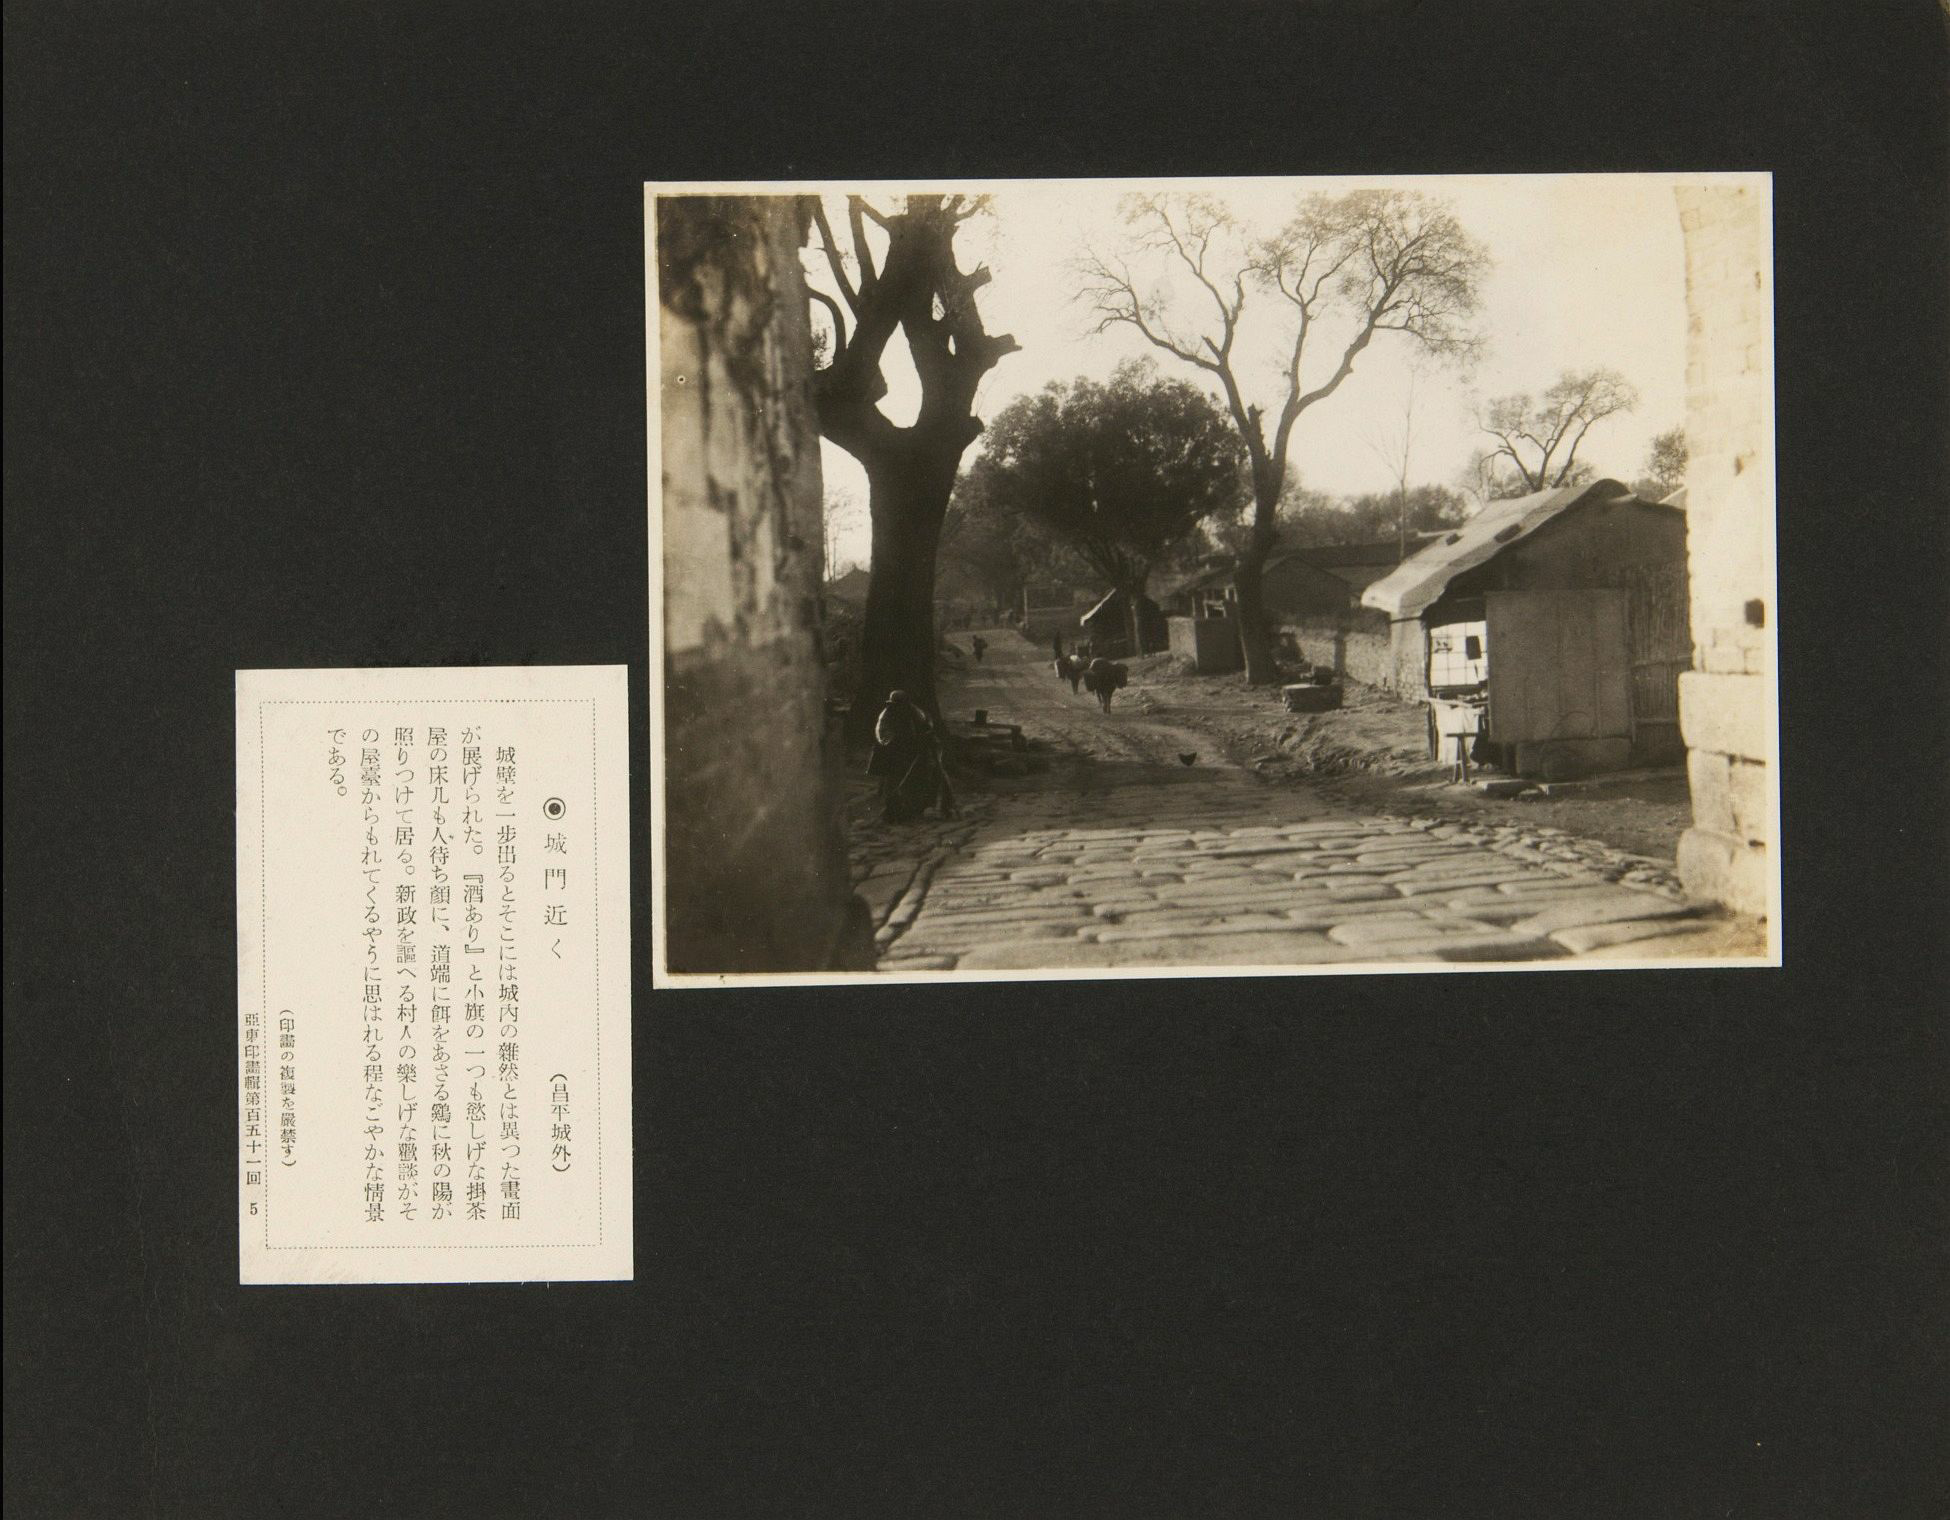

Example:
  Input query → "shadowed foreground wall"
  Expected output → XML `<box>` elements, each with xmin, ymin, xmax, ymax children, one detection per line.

<box><xmin>658</xmin><ymin>196</ymin><xmax>872</xmax><ymax>972</ymax></box>
<box><xmin>1674</xmin><ymin>184</ymin><xmax>1777</xmax><ymax>918</ymax></box>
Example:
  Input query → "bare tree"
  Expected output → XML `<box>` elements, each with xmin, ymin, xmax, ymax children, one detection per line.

<box><xmin>802</xmin><ymin>193</ymin><xmax>1020</xmax><ymax>738</ymax></box>
<box><xmin>1456</xmin><ymin>447</ymin><xmax>1503</xmax><ymax>510</ymax></box>
<box><xmin>1079</xmin><ymin>190</ymin><xmax>1488</xmax><ymax>684</ymax></box>
<box><xmin>1365</xmin><ymin>365</ymin><xmax>1422</xmax><ymax>558</ymax></box>
<box><xmin>1477</xmin><ymin>367</ymin><xmax>1640</xmax><ymax>495</ymax></box>
<box><xmin>821</xmin><ymin>486</ymin><xmax>865</xmax><ymax>578</ymax></box>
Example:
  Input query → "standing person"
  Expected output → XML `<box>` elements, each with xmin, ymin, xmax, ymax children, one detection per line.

<box><xmin>970</xmin><ymin>633</ymin><xmax>987</xmax><ymax>664</ymax></box>
<box><xmin>868</xmin><ymin>690</ymin><xmax>958</xmax><ymax>822</ymax></box>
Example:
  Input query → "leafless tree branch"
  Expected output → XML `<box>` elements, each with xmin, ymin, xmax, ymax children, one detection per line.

<box><xmin>808</xmin><ymin>200</ymin><xmax>860</xmax><ymax>315</ymax></box>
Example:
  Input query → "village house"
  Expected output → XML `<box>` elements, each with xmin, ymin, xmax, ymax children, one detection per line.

<box><xmin>1160</xmin><ymin>538</ymin><xmax>1429</xmax><ymax>677</ymax></box>
<box><xmin>821</xmin><ymin>565</ymin><xmax>871</xmax><ymax>610</ymax></box>
<box><xmin>822</xmin><ymin>563</ymin><xmax>997</xmax><ymax>635</ymax></box>
<box><xmin>1079</xmin><ymin>586</ymin><xmax>1169</xmax><ymax>656</ymax></box>
<box><xmin>1360</xmin><ymin>478</ymin><xmax>1690</xmax><ymax>779</ymax></box>
<box><xmin>1019</xmin><ymin>580</ymin><xmax>1098</xmax><ymax>643</ymax></box>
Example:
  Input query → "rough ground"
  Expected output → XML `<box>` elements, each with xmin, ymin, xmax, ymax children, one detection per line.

<box><xmin>845</xmin><ymin>631</ymin><xmax>1767</xmax><ymax>972</ymax></box>
<box><xmin>1123</xmin><ymin>653</ymin><xmax>1695</xmax><ymax>866</ymax></box>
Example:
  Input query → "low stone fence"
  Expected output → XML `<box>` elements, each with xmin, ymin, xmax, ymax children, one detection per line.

<box><xmin>1284</xmin><ymin>612</ymin><xmax>1394</xmax><ymax>689</ymax></box>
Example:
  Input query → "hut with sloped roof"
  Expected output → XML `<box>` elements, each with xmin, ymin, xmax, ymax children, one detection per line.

<box><xmin>1361</xmin><ymin>479</ymin><xmax>1689</xmax><ymax>778</ymax></box>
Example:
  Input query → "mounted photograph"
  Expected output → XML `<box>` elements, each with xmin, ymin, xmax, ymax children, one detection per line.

<box><xmin>648</xmin><ymin>175</ymin><xmax>1780</xmax><ymax>983</ymax></box>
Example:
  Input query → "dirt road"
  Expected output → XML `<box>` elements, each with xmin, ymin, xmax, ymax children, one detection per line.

<box><xmin>955</xmin><ymin>636</ymin><xmax>1255</xmax><ymax>789</ymax></box>
<box><xmin>846</xmin><ymin>631</ymin><xmax>1760</xmax><ymax>971</ymax></box>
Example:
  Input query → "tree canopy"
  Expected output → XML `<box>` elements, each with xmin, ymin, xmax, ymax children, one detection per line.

<box><xmin>938</xmin><ymin>466</ymin><xmax>1093</xmax><ymax>611</ymax></box>
<box><xmin>968</xmin><ymin>361</ymin><xmax>1248</xmax><ymax>598</ymax></box>
<box><xmin>1634</xmin><ymin>426</ymin><xmax>1688</xmax><ymax>500</ymax></box>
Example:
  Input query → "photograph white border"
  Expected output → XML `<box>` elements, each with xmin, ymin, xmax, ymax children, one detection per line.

<box><xmin>646</xmin><ymin>175</ymin><xmax>1782</xmax><ymax>988</ymax></box>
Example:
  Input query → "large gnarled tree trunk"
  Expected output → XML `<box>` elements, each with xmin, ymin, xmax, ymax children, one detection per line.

<box><xmin>805</xmin><ymin>194</ymin><xmax>1018</xmax><ymax>742</ymax></box>
<box><xmin>856</xmin><ymin>445</ymin><xmax>960</xmax><ymax>731</ymax></box>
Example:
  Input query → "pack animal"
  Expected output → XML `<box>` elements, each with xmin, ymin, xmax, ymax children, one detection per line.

<box><xmin>1083</xmin><ymin>657</ymin><xmax>1128</xmax><ymax>713</ymax></box>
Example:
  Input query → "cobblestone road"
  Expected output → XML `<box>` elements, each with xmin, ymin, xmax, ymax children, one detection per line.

<box><xmin>851</xmin><ymin>633</ymin><xmax>1753</xmax><ymax>971</ymax></box>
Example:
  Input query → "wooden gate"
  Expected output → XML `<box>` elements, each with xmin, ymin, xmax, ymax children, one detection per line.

<box><xmin>1622</xmin><ymin>561</ymin><xmax>1691</xmax><ymax>761</ymax></box>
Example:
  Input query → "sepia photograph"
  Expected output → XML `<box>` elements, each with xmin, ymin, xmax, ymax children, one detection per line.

<box><xmin>10</xmin><ymin>2</ymin><xmax>1944</xmax><ymax>1513</ymax></box>
<box><xmin>651</xmin><ymin>175</ymin><xmax>1781</xmax><ymax>982</ymax></box>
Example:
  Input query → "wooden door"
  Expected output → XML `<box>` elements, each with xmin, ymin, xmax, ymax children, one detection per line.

<box><xmin>1484</xmin><ymin>590</ymin><xmax>1632</xmax><ymax>742</ymax></box>
<box><xmin>1622</xmin><ymin>560</ymin><xmax>1691</xmax><ymax>740</ymax></box>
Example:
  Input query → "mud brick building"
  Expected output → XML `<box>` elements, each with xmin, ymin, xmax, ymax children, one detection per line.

<box><xmin>1161</xmin><ymin>540</ymin><xmax>1422</xmax><ymax>680</ymax></box>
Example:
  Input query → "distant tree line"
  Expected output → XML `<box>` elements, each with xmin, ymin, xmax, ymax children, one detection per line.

<box><xmin>876</xmin><ymin>393</ymin><xmax>1681</xmax><ymax>625</ymax></box>
<box><xmin>933</xmin><ymin>441</ymin><xmax>1468</xmax><ymax>615</ymax></box>
<box><xmin>1277</xmin><ymin>482</ymin><xmax>1472</xmax><ymax>547</ymax></box>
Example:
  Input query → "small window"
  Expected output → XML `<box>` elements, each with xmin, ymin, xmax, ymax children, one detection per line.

<box><xmin>1428</xmin><ymin>620</ymin><xmax>1488</xmax><ymax>688</ymax></box>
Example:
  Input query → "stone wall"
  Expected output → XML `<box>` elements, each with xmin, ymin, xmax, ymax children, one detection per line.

<box><xmin>1387</xmin><ymin>619</ymin><xmax>1428</xmax><ymax>698</ymax></box>
<box><xmin>1287</xmin><ymin>613</ymin><xmax>1393</xmax><ymax>688</ymax></box>
<box><xmin>658</xmin><ymin>195</ymin><xmax>873</xmax><ymax>972</ymax></box>
<box><xmin>1167</xmin><ymin>615</ymin><xmax>1244</xmax><ymax>674</ymax></box>
<box><xmin>1674</xmin><ymin>183</ymin><xmax>1777</xmax><ymax>917</ymax></box>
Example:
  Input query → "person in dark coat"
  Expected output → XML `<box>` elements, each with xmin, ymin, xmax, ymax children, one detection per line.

<box><xmin>1052</xmin><ymin>633</ymin><xmax>1087</xmax><ymax>694</ymax></box>
<box><xmin>867</xmin><ymin>690</ymin><xmax>958</xmax><ymax>823</ymax></box>
<box><xmin>970</xmin><ymin>634</ymin><xmax>987</xmax><ymax>664</ymax></box>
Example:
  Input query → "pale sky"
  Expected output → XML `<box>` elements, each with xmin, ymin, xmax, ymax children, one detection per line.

<box><xmin>814</xmin><ymin>174</ymin><xmax>1700</xmax><ymax>571</ymax></box>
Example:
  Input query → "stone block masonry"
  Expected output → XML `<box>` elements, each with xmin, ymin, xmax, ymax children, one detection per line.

<box><xmin>658</xmin><ymin>195</ymin><xmax>873</xmax><ymax>972</ymax></box>
<box><xmin>1674</xmin><ymin>183</ymin><xmax>1777</xmax><ymax>918</ymax></box>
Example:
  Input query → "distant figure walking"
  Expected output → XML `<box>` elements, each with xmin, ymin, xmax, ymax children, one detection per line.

<box><xmin>1052</xmin><ymin>633</ymin><xmax>1087</xmax><ymax>695</ymax></box>
<box><xmin>970</xmin><ymin>634</ymin><xmax>987</xmax><ymax>664</ymax></box>
<box><xmin>867</xmin><ymin>689</ymin><xmax>958</xmax><ymax>823</ymax></box>
<box><xmin>1083</xmin><ymin>657</ymin><xmax>1129</xmax><ymax>713</ymax></box>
